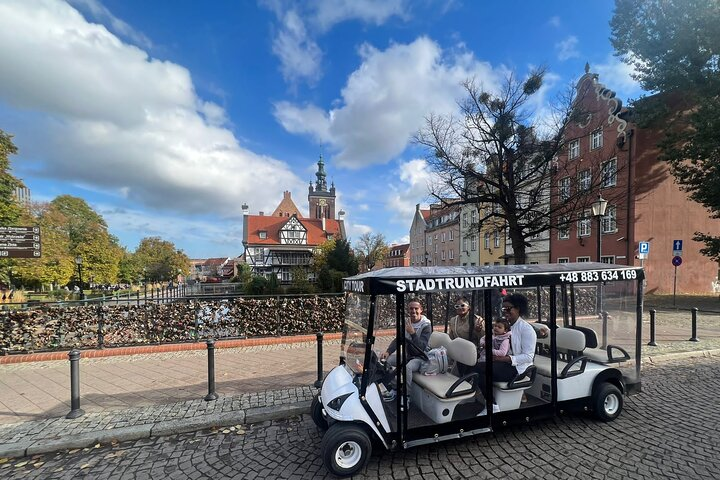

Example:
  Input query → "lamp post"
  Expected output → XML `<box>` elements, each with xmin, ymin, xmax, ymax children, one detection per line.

<box><xmin>591</xmin><ymin>194</ymin><xmax>608</xmax><ymax>315</ymax></box>
<box><xmin>75</xmin><ymin>256</ymin><xmax>85</xmax><ymax>300</ymax></box>
<box><xmin>591</xmin><ymin>194</ymin><xmax>608</xmax><ymax>263</ymax></box>
<box><xmin>424</xmin><ymin>251</ymin><xmax>429</xmax><ymax>267</ymax></box>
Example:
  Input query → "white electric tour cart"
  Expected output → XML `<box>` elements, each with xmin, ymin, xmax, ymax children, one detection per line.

<box><xmin>312</xmin><ymin>263</ymin><xmax>644</xmax><ymax>477</ymax></box>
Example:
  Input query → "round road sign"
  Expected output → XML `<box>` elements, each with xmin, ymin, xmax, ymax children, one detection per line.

<box><xmin>672</xmin><ymin>256</ymin><xmax>682</xmax><ymax>267</ymax></box>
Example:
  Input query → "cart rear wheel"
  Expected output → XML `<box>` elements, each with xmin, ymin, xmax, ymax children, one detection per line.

<box><xmin>321</xmin><ymin>423</ymin><xmax>372</xmax><ymax>477</ymax></box>
<box><xmin>593</xmin><ymin>382</ymin><xmax>623</xmax><ymax>422</ymax></box>
<box><xmin>311</xmin><ymin>394</ymin><xmax>328</xmax><ymax>431</ymax></box>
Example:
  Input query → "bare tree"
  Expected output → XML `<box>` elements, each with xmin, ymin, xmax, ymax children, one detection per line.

<box><xmin>415</xmin><ymin>69</ymin><xmax>625</xmax><ymax>264</ymax></box>
<box><xmin>354</xmin><ymin>233</ymin><xmax>389</xmax><ymax>272</ymax></box>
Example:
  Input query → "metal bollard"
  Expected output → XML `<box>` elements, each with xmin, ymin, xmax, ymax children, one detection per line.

<box><xmin>66</xmin><ymin>349</ymin><xmax>85</xmax><ymax>419</ymax></box>
<box><xmin>601</xmin><ymin>311</ymin><xmax>608</xmax><ymax>349</ymax></box>
<box><xmin>314</xmin><ymin>332</ymin><xmax>324</xmax><ymax>388</ymax></box>
<box><xmin>689</xmin><ymin>307</ymin><xmax>700</xmax><ymax>342</ymax></box>
<box><xmin>648</xmin><ymin>309</ymin><xmax>657</xmax><ymax>346</ymax></box>
<box><xmin>204</xmin><ymin>339</ymin><xmax>219</xmax><ymax>401</ymax></box>
<box><xmin>97</xmin><ymin>305</ymin><xmax>105</xmax><ymax>349</ymax></box>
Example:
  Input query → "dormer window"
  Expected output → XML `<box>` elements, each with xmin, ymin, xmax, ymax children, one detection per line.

<box><xmin>327</xmin><ymin>234</ymin><xmax>334</xmax><ymax>240</ymax></box>
<box><xmin>259</xmin><ymin>231</ymin><xmax>267</xmax><ymax>239</ymax></box>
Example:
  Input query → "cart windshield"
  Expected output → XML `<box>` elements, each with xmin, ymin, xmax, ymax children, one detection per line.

<box><xmin>341</xmin><ymin>293</ymin><xmax>371</xmax><ymax>375</ymax></box>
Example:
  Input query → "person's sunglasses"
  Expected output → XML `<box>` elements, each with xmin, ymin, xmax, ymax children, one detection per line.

<box><xmin>454</xmin><ymin>304</ymin><xmax>468</xmax><ymax>309</ymax></box>
<box><xmin>501</xmin><ymin>306</ymin><xmax>513</xmax><ymax>312</ymax></box>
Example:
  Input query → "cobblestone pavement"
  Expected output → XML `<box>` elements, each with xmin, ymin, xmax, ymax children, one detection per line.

<box><xmin>2</xmin><ymin>356</ymin><xmax>718</xmax><ymax>480</ymax></box>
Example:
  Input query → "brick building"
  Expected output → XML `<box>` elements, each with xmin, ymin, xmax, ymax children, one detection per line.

<box><xmin>550</xmin><ymin>65</ymin><xmax>719</xmax><ymax>294</ymax></box>
<box><xmin>383</xmin><ymin>243</ymin><xmax>410</xmax><ymax>268</ymax></box>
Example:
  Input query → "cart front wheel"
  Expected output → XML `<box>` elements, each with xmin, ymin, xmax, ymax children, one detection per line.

<box><xmin>593</xmin><ymin>382</ymin><xmax>623</xmax><ymax>422</ymax></box>
<box><xmin>321</xmin><ymin>423</ymin><xmax>372</xmax><ymax>477</ymax></box>
<box><xmin>311</xmin><ymin>394</ymin><xmax>328</xmax><ymax>431</ymax></box>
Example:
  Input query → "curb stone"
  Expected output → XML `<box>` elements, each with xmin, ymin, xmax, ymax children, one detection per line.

<box><xmin>0</xmin><ymin>400</ymin><xmax>311</xmax><ymax>460</ymax></box>
<box><xmin>644</xmin><ymin>348</ymin><xmax>720</xmax><ymax>364</ymax></box>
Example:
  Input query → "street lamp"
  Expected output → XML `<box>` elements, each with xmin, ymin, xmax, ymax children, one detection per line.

<box><xmin>591</xmin><ymin>194</ymin><xmax>608</xmax><ymax>263</ymax></box>
<box><xmin>424</xmin><ymin>251</ymin><xmax>429</xmax><ymax>267</ymax></box>
<box><xmin>75</xmin><ymin>256</ymin><xmax>85</xmax><ymax>300</ymax></box>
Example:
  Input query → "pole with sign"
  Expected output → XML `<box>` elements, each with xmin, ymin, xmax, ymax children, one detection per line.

<box><xmin>672</xmin><ymin>255</ymin><xmax>682</xmax><ymax>305</ymax></box>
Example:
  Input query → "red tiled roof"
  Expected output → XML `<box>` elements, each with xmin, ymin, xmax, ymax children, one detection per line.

<box><xmin>204</xmin><ymin>257</ymin><xmax>228</xmax><ymax>266</ymax></box>
<box><xmin>246</xmin><ymin>215</ymin><xmax>343</xmax><ymax>245</ymax></box>
<box><xmin>421</xmin><ymin>209</ymin><xmax>431</xmax><ymax>220</ymax></box>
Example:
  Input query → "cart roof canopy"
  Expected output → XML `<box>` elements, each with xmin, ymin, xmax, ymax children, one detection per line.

<box><xmin>343</xmin><ymin>263</ymin><xmax>644</xmax><ymax>296</ymax></box>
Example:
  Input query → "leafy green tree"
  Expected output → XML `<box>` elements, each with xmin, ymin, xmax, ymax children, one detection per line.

<box><xmin>288</xmin><ymin>266</ymin><xmax>315</xmax><ymax>294</ymax></box>
<box><xmin>316</xmin><ymin>239</ymin><xmax>358</xmax><ymax>292</ymax></box>
<box><xmin>134</xmin><ymin>237</ymin><xmax>190</xmax><ymax>282</ymax></box>
<box><xmin>611</xmin><ymin>0</ymin><xmax>720</xmax><ymax>260</ymax></box>
<box><xmin>0</xmin><ymin>129</ymin><xmax>24</xmax><ymax>226</ymax></box>
<box><xmin>49</xmin><ymin>195</ymin><xmax>124</xmax><ymax>283</ymax></box>
<box><xmin>354</xmin><ymin>232</ymin><xmax>388</xmax><ymax>272</ymax></box>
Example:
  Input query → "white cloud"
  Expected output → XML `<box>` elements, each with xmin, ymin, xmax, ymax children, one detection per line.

<box><xmin>593</xmin><ymin>55</ymin><xmax>643</xmax><ymax>99</ymax></box>
<box><xmin>275</xmin><ymin>37</ymin><xmax>503</xmax><ymax>168</ymax></box>
<box><xmin>385</xmin><ymin>158</ymin><xmax>436</xmax><ymax>227</ymax></box>
<box><xmin>0</xmin><ymin>0</ymin><xmax>305</xmax><ymax>218</ymax></box>
<box><xmin>263</xmin><ymin>0</ymin><xmax>409</xmax><ymax>86</ymax></box>
<box><xmin>547</xmin><ymin>16</ymin><xmax>561</xmax><ymax>28</ymax></box>
<box><xmin>555</xmin><ymin>36</ymin><xmax>579</xmax><ymax>61</ymax></box>
<box><xmin>273</xmin><ymin>101</ymin><xmax>331</xmax><ymax>142</ymax></box>
<box><xmin>68</xmin><ymin>0</ymin><xmax>152</xmax><ymax>49</ymax></box>
<box><xmin>271</xmin><ymin>10</ymin><xmax>323</xmax><ymax>86</ymax></box>
<box><xmin>311</xmin><ymin>0</ymin><xmax>408</xmax><ymax>32</ymax></box>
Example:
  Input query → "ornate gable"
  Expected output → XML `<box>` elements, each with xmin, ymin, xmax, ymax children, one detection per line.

<box><xmin>279</xmin><ymin>215</ymin><xmax>307</xmax><ymax>245</ymax></box>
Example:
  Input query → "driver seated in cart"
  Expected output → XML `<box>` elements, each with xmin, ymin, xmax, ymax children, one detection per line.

<box><xmin>379</xmin><ymin>298</ymin><xmax>432</xmax><ymax>405</ymax></box>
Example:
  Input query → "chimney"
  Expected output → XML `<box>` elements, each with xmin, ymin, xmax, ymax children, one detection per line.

<box><xmin>284</xmin><ymin>191</ymin><xmax>291</xmax><ymax>199</ymax></box>
<box><xmin>259</xmin><ymin>211</ymin><xmax>264</xmax><ymax>216</ymax></box>
<box><xmin>242</xmin><ymin>203</ymin><xmax>249</xmax><ymax>216</ymax></box>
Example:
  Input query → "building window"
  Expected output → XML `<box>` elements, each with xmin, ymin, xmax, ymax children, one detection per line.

<box><xmin>602</xmin><ymin>206</ymin><xmax>617</xmax><ymax>234</ymax></box>
<box><xmin>559</xmin><ymin>177</ymin><xmax>571</xmax><ymax>201</ymax></box>
<box><xmin>441</xmin><ymin>250</ymin><xmax>446</xmax><ymax>260</ymax></box>
<box><xmin>442</xmin><ymin>232</ymin><xmax>446</xmax><ymax>243</ymax></box>
<box><xmin>558</xmin><ymin>215</ymin><xmax>570</xmax><ymax>240</ymax></box>
<box><xmin>463</xmin><ymin>238</ymin><xmax>469</xmax><ymax>253</ymax></box>
<box><xmin>281</xmin><ymin>270</ymin><xmax>291</xmax><ymax>282</ymax></box>
<box><xmin>601</xmin><ymin>158</ymin><xmax>617</xmax><ymax>188</ymax></box>
<box><xmin>590</xmin><ymin>129</ymin><xmax>603</xmax><ymax>150</ymax></box>
<box><xmin>449</xmin><ymin>230</ymin><xmax>454</xmax><ymax>241</ymax></box>
<box><xmin>484</xmin><ymin>232</ymin><xmax>490</xmax><ymax>249</ymax></box>
<box><xmin>471</xmin><ymin>235</ymin><xmax>478</xmax><ymax>251</ymax></box>
<box><xmin>577</xmin><ymin>256</ymin><xmax>591</xmax><ymax>262</ymax></box>
<box><xmin>557</xmin><ymin>257</ymin><xmax>570</xmax><ymax>263</ymax></box>
<box><xmin>578</xmin><ymin>169</ymin><xmax>591</xmax><ymax>191</ymax></box>
<box><xmin>427</xmin><ymin>235</ymin><xmax>431</xmax><ymax>246</ymax></box>
<box><xmin>569</xmin><ymin>139</ymin><xmax>580</xmax><ymax>159</ymax></box>
<box><xmin>259</xmin><ymin>231</ymin><xmax>267</xmax><ymax>239</ymax></box>
<box><xmin>494</xmin><ymin>230</ymin><xmax>500</xmax><ymax>248</ymax></box>
<box><xmin>471</xmin><ymin>209</ymin><xmax>477</xmax><ymax>225</ymax></box>
<box><xmin>449</xmin><ymin>249</ymin><xmax>454</xmax><ymax>260</ymax></box>
<box><xmin>601</xmin><ymin>255</ymin><xmax>615</xmax><ymax>264</ymax></box>
<box><xmin>577</xmin><ymin>210</ymin><xmax>591</xmax><ymax>237</ymax></box>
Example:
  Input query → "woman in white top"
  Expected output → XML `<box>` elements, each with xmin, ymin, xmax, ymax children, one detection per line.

<box><xmin>473</xmin><ymin>293</ymin><xmax>537</xmax><ymax>396</ymax></box>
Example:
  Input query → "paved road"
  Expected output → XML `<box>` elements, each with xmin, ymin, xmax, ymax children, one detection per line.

<box><xmin>2</xmin><ymin>356</ymin><xmax>718</xmax><ymax>479</ymax></box>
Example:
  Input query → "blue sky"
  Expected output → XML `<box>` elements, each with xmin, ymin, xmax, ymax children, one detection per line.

<box><xmin>0</xmin><ymin>0</ymin><xmax>644</xmax><ymax>259</ymax></box>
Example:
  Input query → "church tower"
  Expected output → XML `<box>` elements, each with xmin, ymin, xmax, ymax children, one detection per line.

<box><xmin>308</xmin><ymin>154</ymin><xmax>336</xmax><ymax>219</ymax></box>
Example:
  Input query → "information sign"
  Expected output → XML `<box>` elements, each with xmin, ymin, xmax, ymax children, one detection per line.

<box><xmin>0</xmin><ymin>226</ymin><xmax>41</xmax><ymax>258</ymax></box>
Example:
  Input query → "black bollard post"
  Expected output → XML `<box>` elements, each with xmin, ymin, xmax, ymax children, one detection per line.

<box><xmin>689</xmin><ymin>307</ymin><xmax>700</xmax><ymax>342</ymax></box>
<box><xmin>204</xmin><ymin>339</ymin><xmax>219</xmax><ymax>401</ymax></box>
<box><xmin>97</xmin><ymin>305</ymin><xmax>105</xmax><ymax>349</ymax></box>
<box><xmin>136</xmin><ymin>290</ymin><xmax>140</xmax><ymax>307</ymax></box>
<box><xmin>648</xmin><ymin>309</ymin><xmax>657</xmax><ymax>346</ymax></box>
<box><xmin>601</xmin><ymin>311</ymin><xmax>608</xmax><ymax>349</ymax></box>
<box><xmin>66</xmin><ymin>349</ymin><xmax>85</xmax><ymax>419</ymax></box>
<box><xmin>314</xmin><ymin>332</ymin><xmax>324</xmax><ymax>388</ymax></box>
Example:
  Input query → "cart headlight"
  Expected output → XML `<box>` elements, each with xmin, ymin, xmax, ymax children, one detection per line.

<box><xmin>326</xmin><ymin>393</ymin><xmax>352</xmax><ymax>411</ymax></box>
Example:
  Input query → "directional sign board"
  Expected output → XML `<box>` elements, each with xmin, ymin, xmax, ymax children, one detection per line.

<box><xmin>0</xmin><ymin>226</ymin><xmax>41</xmax><ymax>258</ymax></box>
<box><xmin>672</xmin><ymin>255</ymin><xmax>682</xmax><ymax>267</ymax></box>
<box><xmin>672</xmin><ymin>239</ymin><xmax>683</xmax><ymax>257</ymax></box>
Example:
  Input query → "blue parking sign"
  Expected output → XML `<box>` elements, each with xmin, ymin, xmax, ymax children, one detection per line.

<box><xmin>639</xmin><ymin>241</ymin><xmax>650</xmax><ymax>254</ymax></box>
